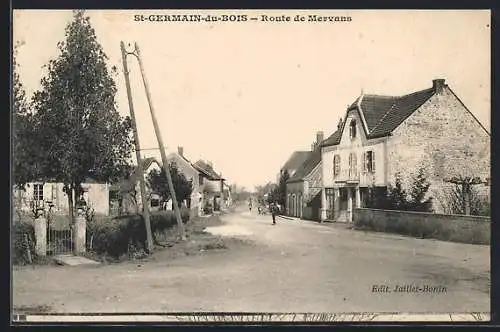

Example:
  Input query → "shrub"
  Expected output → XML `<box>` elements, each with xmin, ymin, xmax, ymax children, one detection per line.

<box><xmin>87</xmin><ymin>208</ymin><xmax>190</xmax><ymax>259</ymax></box>
<box><xmin>12</xmin><ymin>216</ymin><xmax>36</xmax><ymax>265</ymax></box>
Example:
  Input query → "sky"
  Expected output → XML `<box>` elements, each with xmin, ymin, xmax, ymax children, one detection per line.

<box><xmin>13</xmin><ymin>10</ymin><xmax>490</xmax><ymax>191</ymax></box>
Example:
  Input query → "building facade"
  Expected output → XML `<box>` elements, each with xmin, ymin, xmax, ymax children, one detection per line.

<box><xmin>286</xmin><ymin>131</ymin><xmax>324</xmax><ymax>220</ymax></box>
<box><xmin>321</xmin><ymin>79</ymin><xmax>490</xmax><ymax>222</ymax></box>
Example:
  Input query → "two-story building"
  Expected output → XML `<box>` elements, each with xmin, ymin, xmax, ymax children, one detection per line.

<box><xmin>321</xmin><ymin>79</ymin><xmax>490</xmax><ymax>222</ymax></box>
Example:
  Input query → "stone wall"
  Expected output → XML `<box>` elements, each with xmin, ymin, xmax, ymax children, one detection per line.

<box><xmin>353</xmin><ymin>208</ymin><xmax>490</xmax><ymax>245</ymax></box>
<box><xmin>386</xmin><ymin>85</ymin><xmax>490</xmax><ymax>213</ymax></box>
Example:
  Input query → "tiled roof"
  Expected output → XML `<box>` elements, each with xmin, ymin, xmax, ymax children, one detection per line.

<box><xmin>193</xmin><ymin>160</ymin><xmax>224</xmax><ymax>181</ymax></box>
<box><xmin>281</xmin><ymin>151</ymin><xmax>311</xmax><ymax>173</ymax></box>
<box><xmin>287</xmin><ymin>147</ymin><xmax>322</xmax><ymax>183</ymax></box>
<box><xmin>323</xmin><ymin>86</ymin><xmax>436</xmax><ymax>147</ymax></box>
<box><xmin>320</xmin><ymin>130</ymin><xmax>341</xmax><ymax>147</ymax></box>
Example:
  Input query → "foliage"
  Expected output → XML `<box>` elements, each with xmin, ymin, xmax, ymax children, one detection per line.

<box><xmin>30</xmin><ymin>10</ymin><xmax>133</xmax><ymax>224</ymax></box>
<box><xmin>86</xmin><ymin>209</ymin><xmax>190</xmax><ymax>259</ymax></box>
<box><xmin>13</xmin><ymin>41</ymin><xmax>40</xmax><ymax>188</ymax></box>
<box><xmin>12</xmin><ymin>218</ymin><xmax>36</xmax><ymax>265</ymax></box>
<box><xmin>442</xmin><ymin>184</ymin><xmax>490</xmax><ymax>216</ymax></box>
<box><xmin>367</xmin><ymin>168</ymin><xmax>433</xmax><ymax>213</ymax></box>
<box><xmin>265</xmin><ymin>171</ymin><xmax>288</xmax><ymax>206</ymax></box>
<box><xmin>146</xmin><ymin>161</ymin><xmax>193</xmax><ymax>207</ymax></box>
<box><xmin>407</xmin><ymin>167</ymin><xmax>433</xmax><ymax>212</ymax></box>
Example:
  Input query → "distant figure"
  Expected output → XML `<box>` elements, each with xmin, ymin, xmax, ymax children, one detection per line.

<box><xmin>248</xmin><ymin>200</ymin><xmax>252</xmax><ymax>212</ymax></box>
<box><xmin>271</xmin><ymin>203</ymin><xmax>278</xmax><ymax>225</ymax></box>
<box><xmin>257</xmin><ymin>206</ymin><xmax>262</xmax><ymax>214</ymax></box>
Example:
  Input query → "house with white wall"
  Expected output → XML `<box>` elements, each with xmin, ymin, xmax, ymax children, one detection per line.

<box><xmin>14</xmin><ymin>178</ymin><xmax>110</xmax><ymax>217</ymax></box>
<box><xmin>320</xmin><ymin>79</ymin><xmax>490</xmax><ymax>223</ymax></box>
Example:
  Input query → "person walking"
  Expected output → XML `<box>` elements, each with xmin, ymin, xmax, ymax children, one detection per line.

<box><xmin>271</xmin><ymin>202</ymin><xmax>277</xmax><ymax>225</ymax></box>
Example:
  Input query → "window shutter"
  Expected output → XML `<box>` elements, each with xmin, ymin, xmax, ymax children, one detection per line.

<box><xmin>353</xmin><ymin>153</ymin><xmax>357</xmax><ymax>174</ymax></box>
<box><xmin>371</xmin><ymin>151</ymin><xmax>376</xmax><ymax>172</ymax></box>
<box><xmin>362</xmin><ymin>152</ymin><xmax>366</xmax><ymax>172</ymax></box>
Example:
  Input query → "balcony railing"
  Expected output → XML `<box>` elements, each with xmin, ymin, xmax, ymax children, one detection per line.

<box><xmin>334</xmin><ymin>169</ymin><xmax>376</xmax><ymax>185</ymax></box>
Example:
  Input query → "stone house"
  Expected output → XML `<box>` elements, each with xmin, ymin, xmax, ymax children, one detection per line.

<box><xmin>166</xmin><ymin>147</ymin><xmax>202</xmax><ymax>213</ymax></box>
<box><xmin>321</xmin><ymin>78</ymin><xmax>490</xmax><ymax>222</ymax></box>
<box><xmin>285</xmin><ymin>131</ymin><xmax>324</xmax><ymax>220</ymax></box>
<box><xmin>192</xmin><ymin>160</ymin><xmax>226</xmax><ymax>213</ymax></box>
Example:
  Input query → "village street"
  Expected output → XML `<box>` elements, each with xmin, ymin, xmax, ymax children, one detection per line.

<box><xmin>13</xmin><ymin>205</ymin><xmax>489</xmax><ymax>314</ymax></box>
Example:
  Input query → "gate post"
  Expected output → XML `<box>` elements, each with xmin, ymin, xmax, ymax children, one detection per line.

<box><xmin>74</xmin><ymin>208</ymin><xmax>86</xmax><ymax>254</ymax></box>
<box><xmin>34</xmin><ymin>213</ymin><xmax>47</xmax><ymax>257</ymax></box>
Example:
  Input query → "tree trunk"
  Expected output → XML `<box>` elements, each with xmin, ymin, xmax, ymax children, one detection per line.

<box><xmin>67</xmin><ymin>187</ymin><xmax>74</xmax><ymax>225</ymax></box>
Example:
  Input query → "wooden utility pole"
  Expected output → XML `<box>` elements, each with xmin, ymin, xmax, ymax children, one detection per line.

<box><xmin>134</xmin><ymin>42</ymin><xmax>186</xmax><ymax>241</ymax></box>
<box><xmin>120</xmin><ymin>41</ymin><xmax>154</xmax><ymax>252</ymax></box>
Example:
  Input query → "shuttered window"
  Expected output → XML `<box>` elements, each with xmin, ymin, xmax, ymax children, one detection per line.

<box><xmin>363</xmin><ymin>151</ymin><xmax>376</xmax><ymax>173</ymax></box>
<box><xmin>349</xmin><ymin>153</ymin><xmax>357</xmax><ymax>177</ymax></box>
<box><xmin>333</xmin><ymin>155</ymin><xmax>341</xmax><ymax>177</ymax></box>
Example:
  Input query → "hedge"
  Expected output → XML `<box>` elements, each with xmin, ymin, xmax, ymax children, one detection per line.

<box><xmin>87</xmin><ymin>209</ymin><xmax>190</xmax><ymax>259</ymax></box>
<box><xmin>12</xmin><ymin>216</ymin><xmax>36</xmax><ymax>265</ymax></box>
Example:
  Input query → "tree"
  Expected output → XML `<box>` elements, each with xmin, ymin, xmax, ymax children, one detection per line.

<box><xmin>444</xmin><ymin>176</ymin><xmax>485</xmax><ymax>215</ymax></box>
<box><xmin>407</xmin><ymin>167</ymin><xmax>433</xmax><ymax>212</ymax></box>
<box><xmin>13</xmin><ymin>40</ymin><xmax>39</xmax><ymax>189</ymax></box>
<box><xmin>443</xmin><ymin>183</ymin><xmax>489</xmax><ymax>216</ymax></box>
<box><xmin>146</xmin><ymin>162</ymin><xmax>193</xmax><ymax>207</ymax></box>
<box><xmin>386</xmin><ymin>173</ymin><xmax>408</xmax><ymax>211</ymax></box>
<box><xmin>31</xmin><ymin>10</ymin><xmax>133</xmax><ymax>225</ymax></box>
<box><xmin>275</xmin><ymin>170</ymin><xmax>290</xmax><ymax>207</ymax></box>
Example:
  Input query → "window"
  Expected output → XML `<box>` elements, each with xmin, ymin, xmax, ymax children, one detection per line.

<box><xmin>33</xmin><ymin>184</ymin><xmax>44</xmax><ymax>201</ymax></box>
<box><xmin>348</xmin><ymin>153</ymin><xmax>357</xmax><ymax>177</ymax></box>
<box><xmin>333</xmin><ymin>155</ymin><xmax>341</xmax><ymax>177</ymax></box>
<box><xmin>363</xmin><ymin>151</ymin><xmax>376</xmax><ymax>173</ymax></box>
<box><xmin>150</xmin><ymin>198</ymin><xmax>160</xmax><ymax>208</ymax></box>
<box><xmin>349</xmin><ymin>119</ymin><xmax>357</xmax><ymax>138</ymax></box>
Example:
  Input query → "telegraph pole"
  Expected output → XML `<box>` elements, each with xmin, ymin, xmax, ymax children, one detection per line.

<box><xmin>134</xmin><ymin>42</ymin><xmax>186</xmax><ymax>241</ymax></box>
<box><xmin>120</xmin><ymin>41</ymin><xmax>154</xmax><ymax>252</ymax></box>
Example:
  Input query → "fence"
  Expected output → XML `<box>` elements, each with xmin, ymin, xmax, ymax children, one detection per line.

<box><xmin>353</xmin><ymin>208</ymin><xmax>490</xmax><ymax>245</ymax></box>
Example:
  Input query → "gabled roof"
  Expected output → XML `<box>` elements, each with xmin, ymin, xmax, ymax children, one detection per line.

<box><xmin>142</xmin><ymin>157</ymin><xmax>162</xmax><ymax>172</ymax></box>
<box><xmin>323</xmin><ymin>86</ymin><xmax>436</xmax><ymax>147</ymax></box>
<box><xmin>193</xmin><ymin>160</ymin><xmax>224</xmax><ymax>181</ymax></box>
<box><xmin>281</xmin><ymin>151</ymin><xmax>311</xmax><ymax>173</ymax></box>
<box><xmin>287</xmin><ymin>147</ymin><xmax>322</xmax><ymax>183</ymax></box>
<box><xmin>166</xmin><ymin>152</ymin><xmax>197</xmax><ymax>172</ymax></box>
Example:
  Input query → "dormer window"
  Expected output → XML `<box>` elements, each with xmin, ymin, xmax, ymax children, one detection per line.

<box><xmin>349</xmin><ymin>119</ymin><xmax>357</xmax><ymax>138</ymax></box>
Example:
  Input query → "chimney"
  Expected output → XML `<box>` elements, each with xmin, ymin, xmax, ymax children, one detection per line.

<box><xmin>316</xmin><ymin>131</ymin><xmax>324</xmax><ymax>145</ymax></box>
<box><xmin>337</xmin><ymin>117</ymin><xmax>343</xmax><ymax>130</ymax></box>
<box><xmin>432</xmin><ymin>79</ymin><xmax>446</xmax><ymax>94</ymax></box>
<box><xmin>177</xmin><ymin>146</ymin><xmax>184</xmax><ymax>157</ymax></box>
<box><xmin>207</xmin><ymin>160</ymin><xmax>213</xmax><ymax>168</ymax></box>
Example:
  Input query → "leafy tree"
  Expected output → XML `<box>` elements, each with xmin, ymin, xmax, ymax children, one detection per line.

<box><xmin>407</xmin><ymin>167</ymin><xmax>433</xmax><ymax>212</ymax></box>
<box><xmin>146</xmin><ymin>162</ymin><xmax>193</xmax><ymax>207</ymax></box>
<box><xmin>13</xmin><ymin>40</ymin><xmax>39</xmax><ymax>189</ymax></box>
<box><xmin>386</xmin><ymin>173</ymin><xmax>409</xmax><ymax>211</ymax></box>
<box><xmin>31</xmin><ymin>10</ymin><xmax>133</xmax><ymax>224</ymax></box>
<box><xmin>275</xmin><ymin>170</ymin><xmax>290</xmax><ymax>206</ymax></box>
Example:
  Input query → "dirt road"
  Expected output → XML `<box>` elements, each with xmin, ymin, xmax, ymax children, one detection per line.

<box><xmin>13</xmin><ymin>206</ymin><xmax>490</xmax><ymax>313</ymax></box>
